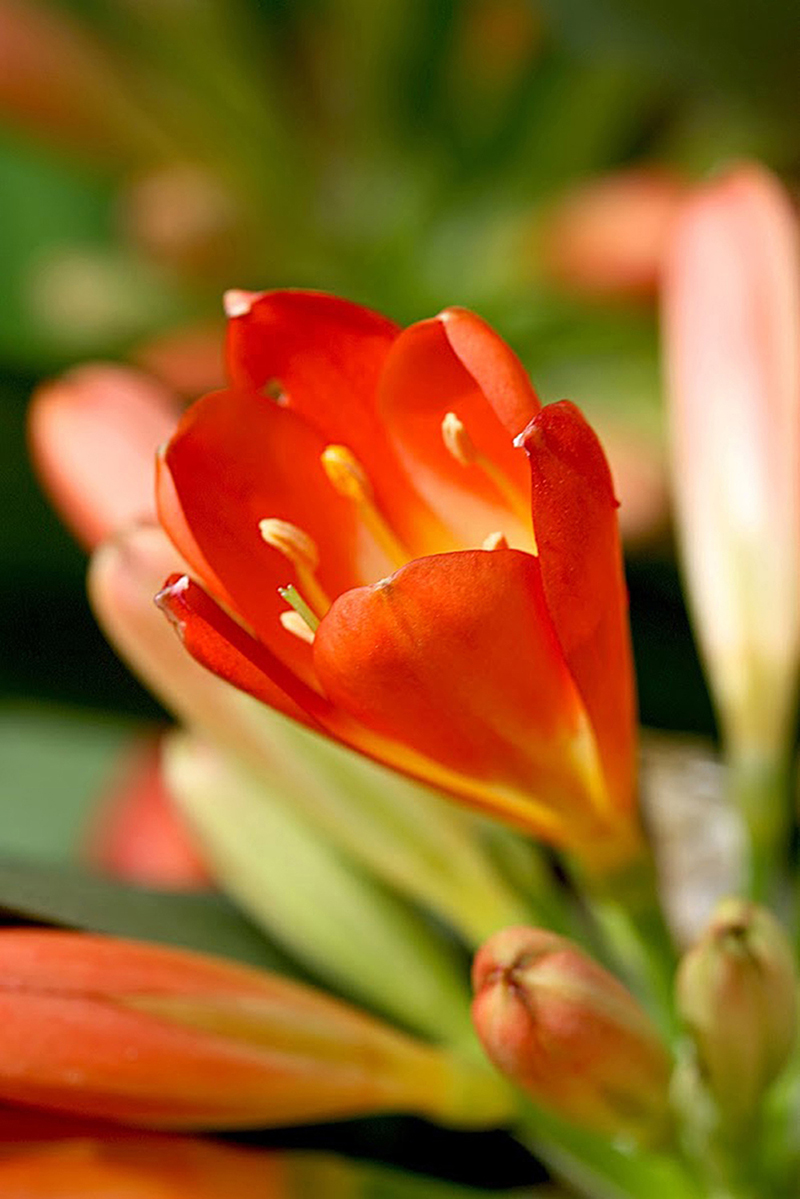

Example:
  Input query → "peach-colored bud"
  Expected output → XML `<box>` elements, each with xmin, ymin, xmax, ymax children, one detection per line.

<box><xmin>676</xmin><ymin>898</ymin><xmax>797</xmax><ymax>1129</ymax></box>
<box><xmin>664</xmin><ymin>165</ymin><xmax>800</xmax><ymax>760</ymax></box>
<box><xmin>472</xmin><ymin>926</ymin><xmax>673</xmax><ymax>1145</ymax></box>
<box><xmin>0</xmin><ymin>930</ymin><xmax>503</xmax><ymax>1131</ymax></box>
<box><xmin>543</xmin><ymin>169</ymin><xmax>686</xmax><ymax>299</ymax></box>
<box><xmin>29</xmin><ymin>365</ymin><xmax>180</xmax><ymax>549</ymax></box>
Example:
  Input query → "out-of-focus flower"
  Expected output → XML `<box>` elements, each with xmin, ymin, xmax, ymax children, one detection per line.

<box><xmin>542</xmin><ymin>169</ymin><xmax>686</xmax><ymax>300</ymax></box>
<box><xmin>663</xmin><ymin>165</ymin><xmax>800</xmax><ymax>764</ymax></box>
<box><xmin>676</xmin><ymin>897</ymin><xmax>797</xmax><ymax>1130</ymax></box>
<box><xmin>84</xmin><ymin>736</ymin><xmax>211</xmax><ymax>891</ymax></box>
<box><xmin>29</xmin><ymin>364</ymin><xmax>180</xmax><ymax>549</ymax></box>
<box><xmin>471</xmin><ymin>925</ymin><xmax>673</xmax><ymax>1146</ymax></box>
<box><xmin>0</xmin><ymin>0</ymin><xmax>157</xmax><ymax>161</ymax></box>
<box><xmin>0</xmin><ymin>1135</ymin><xmax>288</xmax><ymax>1199</ymax></box>
<box><xmin>0</xmin><ymin>929</ymin><xmax>509</xmax><ymax>1130</ymax></box>
<box><xmin>155</xmin><ymin>291</ymin><xmax>640</xmax><ymax>873</ymax></box>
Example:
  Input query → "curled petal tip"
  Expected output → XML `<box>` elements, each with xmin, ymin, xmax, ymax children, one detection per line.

<box><xmin>223</xmin><ymin>289</ymin><xmax>261</xmax><ymax>319</ymax></box>
<box><xmin>154</xmin><ymin>574</ymin><xmax>191</xmax><ymax>634</ymax></box>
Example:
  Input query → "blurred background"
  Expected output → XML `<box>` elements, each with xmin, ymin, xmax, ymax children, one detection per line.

<box><xmin>1</xmin><ymin>0</ymin><xmax>798</xmax><ymax>883</ymax></box>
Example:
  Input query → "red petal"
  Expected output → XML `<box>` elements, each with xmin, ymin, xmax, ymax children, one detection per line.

<box><xmin>225</xmin><ymin>289</ymin><xmax>453</xmax><ymax>556</ymax></box>
<box><xmin>313</xmin><ymin>549</ymin><xmax>604</xmax><ymax>845</ymax></box>
<box><xmin>438</xmin><ymin>307</ymin><xmax>541</xmax><ymax>438</ymax></box>
<box><xmin>378</xmin><ymin>313</ymin><xmax>536</xmax><ymax>550</ymax></box>
<box><xmin>158</xmin><ymin>388</ymin><xmax>392</xmax><ymax>679</ymax></box>
<box><xmin>155</xmin><ymin>574</ymin><xmax>329</xmax><ymax>731</ymax></box>
<box><xmin>522</xmin><ymin>401</ymin><xmax>636</xmax><ymax>812</ymax></box>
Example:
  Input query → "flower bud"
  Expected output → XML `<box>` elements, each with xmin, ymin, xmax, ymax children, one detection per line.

<box><xmin>676</xmin><ymin>898</ymin><xmax>798</xmax><ymax>1127</ymax></box>
<box><xmin>472</xmin><ymin>926</ymin><xmax>673</xmax><ymax>1146</ymax></box>
<box><xmin>0</xmin><ymin>929</ymin><xmax>509</xmax><ymax>1130</ymax></box>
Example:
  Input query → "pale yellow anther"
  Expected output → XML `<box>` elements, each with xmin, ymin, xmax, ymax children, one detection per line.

<box><xmin>258</xmin><ymin>518</ymin><xmax>330</xmax><ymax>617</ymax></box>
<box><xmin>441</xmin><ymin>412</ymin><xmax>477</xmax><ymax>467</ymax></box>
<box><xmin>321</xmin><ymin>445</ymin><xmax>372</xmax><ymax>502</ymax></box>
<box><xmin>280</xmin><ymin>609</ymin><xmax>316</xmax><ymax>645</ymax></box>
<box><xmin>482</xmin><ymin>531</ymin><xmax>509</xmax><ymax>551</ymax></box>
<box><xmin>258</xmin><ymin>518</ymin><xmax>319</xmax><ymax>573</ymax></box>
<box><xmin>320</xmin><ymin>444</ymin><xmax>409</xmax><ymax>570</ymax></box>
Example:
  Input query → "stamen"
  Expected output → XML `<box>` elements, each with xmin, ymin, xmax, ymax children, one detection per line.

<box><xmin>441</xmin><ymin>412</ymin><xmax>477</xmax><ymax>467</ymax></box>
<box><xmin>280</xmin><ymin>609</ymin><xmax>316</xmax><ymax>645</ymax></box>
<box><xmin>278</xmin><ymin>584</ymin><xmax>320</xmax><ymax>634</ymax></box>
<box><xmin>259</xmin><ymin>518</ymin><xmax>330</xmax><ymax>616</ymax></box>
<box><xmin>441</xmin><ymin>411</ymin><xmax>531</xmax><ymax>530</ymax></box>
<box><xmin>321</xmin><ymin>445</ymin><xmax>409</xmax><ymax>569</ymax></box>
<box><xmin>482</xmin><ymin>531</ymin><xmax>509</xmax><ymax>551</ymax></box>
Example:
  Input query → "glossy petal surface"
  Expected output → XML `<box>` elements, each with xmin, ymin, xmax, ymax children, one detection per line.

<box><xmin>226</xmin><ymin>289</ymin><xmax>451</xmax><ymax>555</ymax></box>
<box><xmin>159</xmin><ymin>388</ymin><xmax>390</xmax><ymax>678</ymax></box>
<box><xmin>314</xmin><ymin>549</ymin><xmax>602</xmax><ymax>843</ymax></box>
<box><xmin>523</xmin><ymin>402</ymin><xmax>636</xmax><ymax>812</ymax></box>
<box><xmin>379</xmin><ymin>315</ymin><xmax>535</xmax><ymax>549</ymax></box>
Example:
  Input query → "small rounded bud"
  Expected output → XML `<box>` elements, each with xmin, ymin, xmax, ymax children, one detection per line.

<box><xmin>676</xmin><ymin>898</ymin><xmax>797</xmax><ymax>1128</ymax></box>
<box><xmin>472</xmin><ymin>926</ymin><xmax>673</xmax><ymax>1146</ymax></box>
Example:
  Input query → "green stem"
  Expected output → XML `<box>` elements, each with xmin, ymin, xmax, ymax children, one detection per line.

<box><xmin>577</xmin><ymin>847</ymin><xmax>679</xmax><ymax>1041</ymax></box>
<box><xmin>727</xmin><ymin>749</ymin><xmax>792</xmax><ymax>907</ymax></box>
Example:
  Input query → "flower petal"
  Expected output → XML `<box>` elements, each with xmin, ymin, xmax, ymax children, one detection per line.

<box><xmin>158</xmin><ymin>388</ymin><xmax>392</xmax><ymax>678</ymax></box>
<box><xmin>225</xmin><ymin>289</ymin><xmax>452</xmax><ymax>556</ymax></box>
<box><xmin>378</xmin><ymin>313</ymin><xmax>536</xmax><ymax>550</ymax></box>
<box><xmin>29</xmin><ymin>365</ymin><xmax>180</xmax><ymax>549</ymax></box>
<box><xmin>155</xmin><ymin>574</ymin><xmax>327</xmax><ymax>730</ymax></box>
<box><xmin>522</xmin><ymin>401</ymin><xmax>636</xmax><ymax>813</ymax></box>
<box><xmin>313</xmin><ymin>549</ymin><xmax>604</xmax><ymax>846</ymax></box>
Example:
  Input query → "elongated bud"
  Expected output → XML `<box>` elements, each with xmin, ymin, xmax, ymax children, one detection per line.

<box><xmin>472</xmin><ymin>926</ymin><xmax>673</xmax><ymax>1146</ymax></box>
<box><xmin>676</xmin><ymin>898</ymin><xmax>797</xmax><ymax>1128</ymax></box>
<box><xmin>664</xmin><ymin>165</ymin><xmax>800</xmax><ymax>762</ymax></box>
<box><xmin>0</xmin><ymin>930</ymin><xmax>508</xmax><ymax>1130</ymax></box>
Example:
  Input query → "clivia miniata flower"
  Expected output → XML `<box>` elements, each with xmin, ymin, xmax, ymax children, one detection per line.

<box><xmin>155</xmin><ymin>291</ymin><xmax>640</xmax><ymax>872</ymax></box>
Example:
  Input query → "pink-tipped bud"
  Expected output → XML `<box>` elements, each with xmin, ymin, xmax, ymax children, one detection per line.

<box><xmin>472</xmin><ymin>926</ymin><xmax>673</xmax><ymax>1145</ymax></box>
<box><xmin>676</xmin><ymin>898</ymin><xmax>797</xmax><ymax>1129</ymax></box>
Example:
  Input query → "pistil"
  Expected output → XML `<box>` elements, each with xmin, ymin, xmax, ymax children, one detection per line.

<box><xmin>259</xmin><ymin>518</ymin><xmax>331</xmax><ymax>617</ymax></box>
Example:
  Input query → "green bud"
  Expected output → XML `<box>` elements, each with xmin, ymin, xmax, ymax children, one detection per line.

<box><xmin>676</xmin><ymin>897</ymin><xmax>797</xmax><ymax>1128</ymax></box>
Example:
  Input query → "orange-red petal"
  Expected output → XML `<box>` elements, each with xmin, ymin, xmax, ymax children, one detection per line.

<box><xmin>158</xmin><ymin>388</ymin><xmax>391</xmax><ymax>679</ymax></box>
<box><xmin>378</xmin><ymin>314</ymin><xmax>536</xmax><ymax>550</ymax></box>
<box><xmin>313</xmin><ymin>549</ymin><xmax>603</xmax><ymax>844</ymax></box>
<box><xmin>225</xmin><ymin>289</ymin><xmax>452</xmax><ymax>556</ymax></box>
<box><xmin>522</xmin><ymin>401</ymin><xmax>636</xmax><ymax>813</ymax></box>
<box><xmin>155</xmin><ymin>574</ymin><xmax>327</xmax><ymax>730</ymax></box>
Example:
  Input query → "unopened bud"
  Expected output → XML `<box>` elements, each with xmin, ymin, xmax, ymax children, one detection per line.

<box><xmin>472</xmin><ymin>926</ymin><xmax>672</xmax><ymax>1146</ymax></box>
<box><xmin>676</xmin><ymin>897</ymin><xmax>797</xmax><ymax>1128</ymax></box>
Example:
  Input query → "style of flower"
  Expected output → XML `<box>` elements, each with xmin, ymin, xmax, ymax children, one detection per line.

<box><xmin>155</xmin><ymin>291</ymin><xmax>640</xmax><ymax>872</ymax></box>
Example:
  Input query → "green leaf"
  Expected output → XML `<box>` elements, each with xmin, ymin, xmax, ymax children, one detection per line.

<box><xmin>0</xmin><ymin>855</ymin><xmax>303</xmax><ymax>977</ymax></box>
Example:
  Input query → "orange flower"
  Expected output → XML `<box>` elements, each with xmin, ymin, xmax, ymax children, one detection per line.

<box><xmin>155</xmin><ymin>292</ymin><xmax>640</xmax><ymax>870</ymax></box>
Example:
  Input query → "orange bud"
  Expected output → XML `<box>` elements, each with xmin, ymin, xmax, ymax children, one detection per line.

<box><xmin>0</xmin><ymin>1136</ymin><xmax>287</xmax><ymax>1199</ymax></box>
<box><xmin>0</xmin><ymin>930</ymin><xmax>493</xmax><ymax>1130</ymax></box>
<box><xmin>472</xmin><ymin>926</ymin><xmax>673</xmax><ymax>1145</ymax></box>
